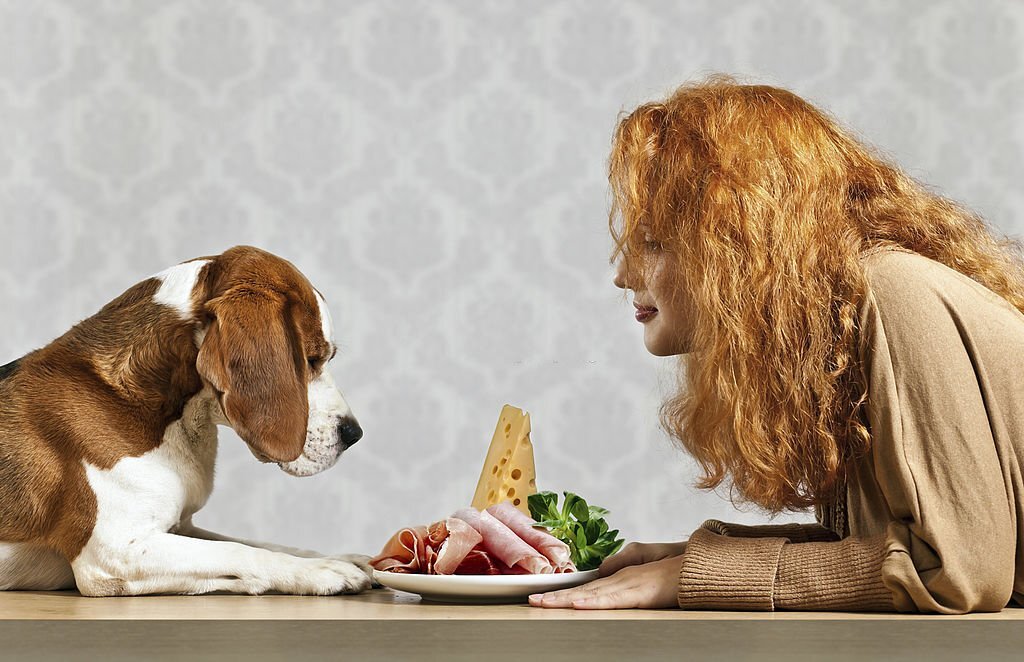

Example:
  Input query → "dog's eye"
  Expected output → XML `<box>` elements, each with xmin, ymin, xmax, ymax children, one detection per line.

<box><xmin>307</xmin><ymin>357</ymin><xmax>320</xmax><ymax>371</ymax></box>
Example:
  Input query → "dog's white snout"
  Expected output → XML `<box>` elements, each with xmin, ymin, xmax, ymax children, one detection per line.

<box><xmin>277</xmin><ymin>371</ymin><xmax>359</xmax><ymax>477</ymax></box>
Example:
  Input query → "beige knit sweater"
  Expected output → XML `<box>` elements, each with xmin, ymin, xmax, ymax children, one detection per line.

<box><xmin>677</xmin><ymin>250</ymin><xmax>1024</xmax><ymax>613</ymax></box>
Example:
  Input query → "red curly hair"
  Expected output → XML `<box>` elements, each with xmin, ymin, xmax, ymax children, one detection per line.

<box><xmin>610</xmin><ymin>76</ymin><xmax>1024</xmax><ymax>512</ymax></box>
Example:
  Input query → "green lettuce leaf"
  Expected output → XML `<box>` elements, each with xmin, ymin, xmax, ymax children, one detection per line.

<box><xmin>527</xmin><ymin>491</ymin><xmax>625</xmax><ymax>571</ymax></box>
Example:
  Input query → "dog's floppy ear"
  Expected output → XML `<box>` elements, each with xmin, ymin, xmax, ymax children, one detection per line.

<box><xmin>197</xmin><ymin>288</ymin><xmax>308</xmax><ymax>463</ymax></box>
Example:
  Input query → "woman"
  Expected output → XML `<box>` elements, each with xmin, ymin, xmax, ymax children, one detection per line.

<box><xmin>530</xmin><ymin>77</ymin><xmax>1024</xmax><ymax>613</ymax></box>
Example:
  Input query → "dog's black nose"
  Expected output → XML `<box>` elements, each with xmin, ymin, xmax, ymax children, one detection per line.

<box><xmin>337</xmin><ymin>419</ymin><xmax>363</xmax><ymax>448</ymax></box>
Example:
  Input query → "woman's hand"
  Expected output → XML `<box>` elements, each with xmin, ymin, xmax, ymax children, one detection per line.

<box><xmin>528</xmin><ymin>554</ymin><xmax>684</xmax><ymax>610</ymax></box>
<box><xmin>598</xmin><ymin>541</ymin><xmax>688</xmax><ymax>577</ymax></box>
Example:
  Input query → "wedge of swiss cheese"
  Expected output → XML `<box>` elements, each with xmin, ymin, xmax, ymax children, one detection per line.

<box><xmin>471</xmin><ymin>404</ymin><xmax>537</xmax><ymax>515</ymax></box>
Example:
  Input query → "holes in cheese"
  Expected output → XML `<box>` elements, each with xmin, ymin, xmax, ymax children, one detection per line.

<box><xmin>471</xmin><ymin>404</ymin><xmax>538</xmax><ymax>516</ymax></box>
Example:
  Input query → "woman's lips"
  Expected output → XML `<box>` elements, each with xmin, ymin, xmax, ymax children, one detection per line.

<box><xmin>634</xmin><ymin>303</ymin><xmax>658</xmax><ymax>323</ymax></box>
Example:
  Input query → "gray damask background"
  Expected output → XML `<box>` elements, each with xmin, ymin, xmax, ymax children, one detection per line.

<box><xmin>2</xmin><ymin>0</ymin><xmax>1022</xmax><ymax>557</ymax></box>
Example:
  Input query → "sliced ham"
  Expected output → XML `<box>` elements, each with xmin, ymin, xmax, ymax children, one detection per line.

<box><xmin>423</xmin><ymin>520</ymin><xmax>449</xmax><ymax>574</ymax></box>
<box><xmin>452</xmin><ymin>507</ymin><xmax>553</xmax><ymax>574</ymax></box>
<box><xmin>370</xmin><ymin>518</ymin><xmax>485</xmax><ymax>575</ymax></box>
<box><xmin>432</xmin><ymin>518</ymin><xmax>483</xmax><ymax>575</ymax></box>
<box><xmin>453</xmin><ymin>547</ymin><xmax>532</xmax><ymax>575</ymax></box>
<box><xmin>486</xmin><ymin>501</ymin><xmax>576</xmax><ymax>572</ymax></box>
<box><xmin>452</xmin><ymin>547</ymin><xmax>504</xmax><ymax>575</ymax></box>
<box><xmin>369</xmin><ymin>525</ymin><xmax>430</xmax><ymax>573</ymax></box>
<box><xmin>372</xmin><ymin>506</ymin><xmax>579</xmax><ymax>577</ymax></box>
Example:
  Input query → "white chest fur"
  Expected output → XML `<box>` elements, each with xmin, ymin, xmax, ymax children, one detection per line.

<box><xmin>80</xmin><ymin>388</ymin><xmax>221</xmax><ymax>550</ymax></box>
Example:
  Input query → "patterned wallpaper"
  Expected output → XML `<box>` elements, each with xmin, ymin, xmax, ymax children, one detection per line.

<box><xmin>2</xmin><ymin>0</ymin><xmax>1022</xmax><ymax>557</ymax></box>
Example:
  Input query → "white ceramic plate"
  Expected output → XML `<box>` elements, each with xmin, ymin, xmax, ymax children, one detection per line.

<box><xmin>373</xmin><ymin>569</ymin><xmax>600</xmax><ymax>604</ymax></box>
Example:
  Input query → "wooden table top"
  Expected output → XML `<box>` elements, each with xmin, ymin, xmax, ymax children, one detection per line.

<box><xmin>2</xmin><ymin>587</ymin><xmax>1023</xmax><ymax>621</ymax></box>
<box><xmin>3</xmin><ymin>589</ymin><xmax>1022</xmax><ymax>661</ymax></box>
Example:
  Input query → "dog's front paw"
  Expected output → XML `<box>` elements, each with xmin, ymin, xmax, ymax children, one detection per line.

<box><xmin>289</xmin><ymin>557</ymin><xmax>372</xmax><ymax>596</ymax></box>
<box><xmin>328</xmin><ymin>553</ymin><xmax>378</xmax><ymax>587</ymax></box>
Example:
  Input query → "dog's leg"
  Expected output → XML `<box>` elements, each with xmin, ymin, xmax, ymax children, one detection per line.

<box><xmin>174</xmin><ymin>519</ymin><xmax>323</xmax><ymax>558</ymax></box>
<box><xmin>71</xmin><ymin>533</ymin><xmax>372</xmax><ymax>597</ymax></box>
<box><xmin>173</xmin><ymin>520</ymin><xmax>374</xmax><ymax>579</ymax></box>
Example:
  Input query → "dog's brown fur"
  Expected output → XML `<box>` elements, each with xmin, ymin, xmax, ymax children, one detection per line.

<box><xmin>0</xmin><ymin>246</ymin><xmax>331</xmax><ymax>561</ymax></box>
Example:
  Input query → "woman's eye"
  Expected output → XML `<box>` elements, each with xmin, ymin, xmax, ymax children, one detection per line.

<box><xmin>643</xmin><ymin>239</ymin><xmax>662</xmax><ymax>252</ymax></box>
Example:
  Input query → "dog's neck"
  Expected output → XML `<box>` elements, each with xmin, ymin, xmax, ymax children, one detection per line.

<box><xmin>61</xmin><ymin>278</ymin><xmax>209</xmax><ymax>431</ymax></box>
<box><xmin>173</xmin><ymin>385</ymin><xmax>226</xmax><ymax>453</ymax></box>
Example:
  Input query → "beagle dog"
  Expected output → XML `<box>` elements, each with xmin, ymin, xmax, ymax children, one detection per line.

<box><xmin>0</xmin><ymin>246</ymin><xmax>371</xmax><ymax>596</ymax></box>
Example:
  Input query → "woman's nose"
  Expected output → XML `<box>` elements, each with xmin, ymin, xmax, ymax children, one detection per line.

<box><xmin>613</xmin><ymin>260</ymin><xmax>628</xmax><ymax>289</ymax></box>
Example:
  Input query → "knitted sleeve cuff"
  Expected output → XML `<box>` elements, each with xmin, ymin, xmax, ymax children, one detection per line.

<box><xmin>677</xmin><ymin>527</ymin><xmax>896</xmax><ymax>611</ymax></box>
<box><xmin>775</xmin><ymin>534</ymin><xmax>895</xmax><ymax>611</ymax></box>
<box><xmin>677</xmin><ymin>527</ymin><xmax>786</xmax><ymax>610</ymax></box>
<box><xmin>700</xmin><ymin>519</ymin><xmax>840</xmax><ymax>543</ymax></box>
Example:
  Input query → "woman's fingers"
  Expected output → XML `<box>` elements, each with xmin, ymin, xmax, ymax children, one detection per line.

<box><xmin>528</xmin><ymin>576</ymin><xmax>622</xmax><ymax>608</ymax></box>
<box><xmin>530</xmin><ymin>555</ymin><xmax>685</xmax><ymax>610</ymax></box>
<box><xmin>597</xmin><ymin>554</ymin><xmax>635</xmax><ymax>578</ymax></box>
<box><xmin>571</xmin><ymin>591</ymin><xmax>640</xmax><ymax>610</ymax></box>
<box><xmin>597</xmin><ymin>542</ymin><xmax>648</xmax><ymax>577</ymax></box>
<box><xmin>598</xmin><ymin>541</ymin><xmax>688</xmax><ymax>577</ymax></box>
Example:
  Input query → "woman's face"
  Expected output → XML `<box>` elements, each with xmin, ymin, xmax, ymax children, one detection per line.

<box><xmin>613</xmin><ymin>239</ymin><xmax>694</xmax><ymax>356</ymax></box>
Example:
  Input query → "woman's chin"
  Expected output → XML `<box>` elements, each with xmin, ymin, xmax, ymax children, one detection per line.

<box><xmin>643</xmin><ymin>335</ymin><xmax>677</xmax><ymax>357</ymax></box>
<box><xmin>643</xmin><ymin>329</ymin><xmax>691</xmax><ymax>357</ymax></box>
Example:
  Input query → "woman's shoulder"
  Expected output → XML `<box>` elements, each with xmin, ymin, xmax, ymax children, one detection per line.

<box><xmin>859</xmin><ymin>248</ymin><xmax>1024</xmax><ymax>325</ymax></box>
<box><xmin>855</xmin><ymin>249</ymin><xmax>1024</xmax><ymax>383</ymax></box>
<box><xmin>861</xmin><ymin>247</ymin><xmax>970</xmax><ymax>293</ymax></box>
